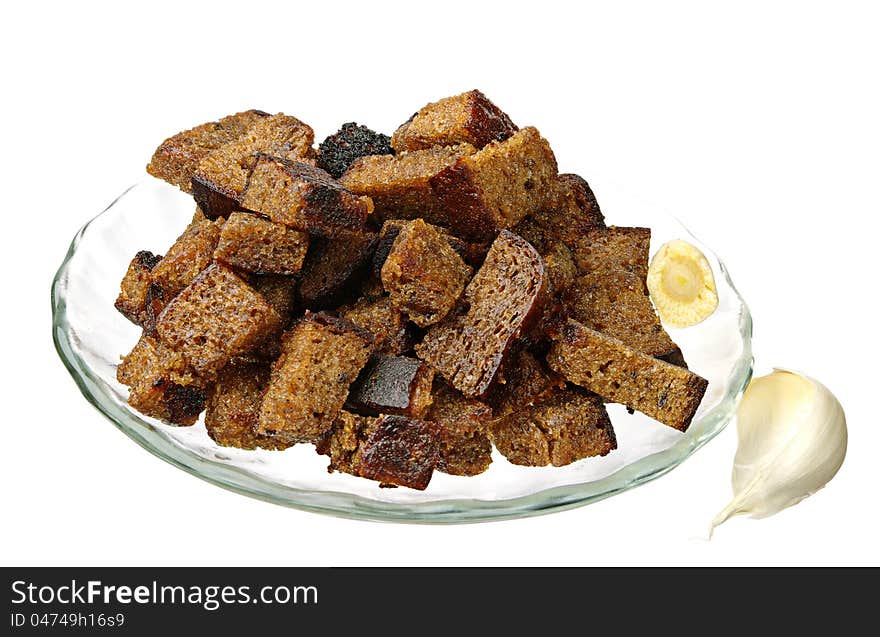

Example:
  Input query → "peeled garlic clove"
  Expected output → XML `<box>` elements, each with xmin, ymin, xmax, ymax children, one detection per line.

<box><xmin>710</xmin><ymin>369</ymin><xmax>847</xmax><ymax>536</ymax></box>
<box><xmin>647</xmin><ymin>239</ymin><xmax>719</xmax><ymax>328</ymax></box>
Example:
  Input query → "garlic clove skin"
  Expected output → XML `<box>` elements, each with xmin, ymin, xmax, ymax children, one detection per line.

<box><xmin>710</xmin><ymin>369</ymin><xmax>847</xmax><ymax>536</ymax></box>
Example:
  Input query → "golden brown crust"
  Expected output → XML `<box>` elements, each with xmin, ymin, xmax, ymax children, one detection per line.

<box><xmin>380</xmin><ymin>219</ymin><xmax>472</xmax><ymax>327</ymax></box>
<box><xmin>391</xmin><ymin>89</ymin><xmax>518</xmax><ymax>152</ymax></box>
<box><xmin>547</xmin><ymin>320</ymin><xmax>708</xmax><ymax>431</ymax></box>
<box><xmin>146</xmin><ymin>110</ymin><xmax>269</xmax><ymax>193</ymax></box>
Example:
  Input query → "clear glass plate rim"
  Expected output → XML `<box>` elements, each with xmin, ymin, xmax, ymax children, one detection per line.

<box><xmin>50</xmin><ymin>181</ymin><xmax>754</xmax><ymax>524</ymax></box>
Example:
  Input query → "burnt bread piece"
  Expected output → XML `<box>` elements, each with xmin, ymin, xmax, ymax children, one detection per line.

<box><xmin>337</xmin><ymin>295</ymin><xmax>413</xmax><ymax>355</ymax></box>
<box><xmin>489</xmin><ymin>386</ymin><xmax>616</xmax><ymax>467</ymax></box>
<box><xmin>427</xmin><ymin>382</ymin><xmax>493</xmax><ymax>476</ymax></box>
<box><xmin>214</xmin><ymin>212</ymin><xmax>310</xmax><ymax>275</ymax></box>
<box><xmin>339</xmin><ymin>143</ymin><xmax>477</xmax><ymax>225</ymax></box>
<box><xmin>391</xmin><ymin>90</ymin><xmax>518</xmax><ymax>152</ymax></box>
<box><xmin>204</xmin><ymin>361</ymin><xmax>292</xmax><ymax>450</ymax></box>
<box><xmin>117</xmin><ymin>334</ymin><xmax>208</xmax><ymax>426</ymax></box>
<box><xmin>346</xmin><ymin>355</ymin><xmax>435</xmax><ymax>418</ymax></box>
<box><xmin>257</xmin><ymin>313</ymin><xmax>373</xmax><ymax>443</ymax></box>
<box><xmin>147</xmin><ymin>110</ymin><xmax>269</xmax><ymax>193</ymax></box>
<box><xmin>317</xmin><ymin>123</ymin><xmax>393</xmax><ymax>179</ymax></box>
<box><xmin>353</xmin><ymin>415</ymin><xmax>440</xmax><ymax>490</ymax></box>
<box><xmin>297</xmin><ymin>229</ymin><xmax>379</xmax><ymax>309</ymax></box>
<box><xmin>115</xmin><ymin>251</ymin><xmax>163</xmax><ymax>325</ymax></box>
<box><xmin>488</xmin><ymin>349</ymin><xmax>565</xmax><ymax>418</ymax></box>
<box><xmin>192</xmin><ymin>114</ymin><xmax>315</xmax><ymax>218</ymax></box>
<box><xmin>429</xmin><ymin>127</ymin><xmax>559</xmax><ymax>240</ymax></box>
<box><xmin>416</xmin><ymin>230</ymin><xmax>546</xmax><ymax>397</ymax></box>
<box><xmin>380</xmin><ymin>219</ymin><xmax>473</xmax><ymax>327</ymax></box>
<box><xmin>240</xmin><ymin>155</ymin><xmax>373</xmax><ymax>238</ymax></box>
<box><xmin>547</xmin><ymin>319</ymin><xmax>708</xmax><ymax>432</ymax></box>
<box><xmin>156</xmin><ymin>264</ymin><xmax>283</xmax><ymax>379</ymax></box>
<box><xmin>151</xmin><ymin>214</ymin><xmax>224</xmax><ymax>300</ymax></box>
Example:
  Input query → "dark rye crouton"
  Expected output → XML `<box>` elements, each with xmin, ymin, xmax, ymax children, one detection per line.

<box><xmin>317</xmin><ymin>122</ymin><xmax>393</xmax><ymax>179</ymax></box>
<box><xmin>380</xmin><ymin>219</ymin><xmax>472</xmax><ymax>327</ymax></box>
<box><xmin>354</xmin><ymin>415</ymin><xmax>440</xmax><ymax>490</ymax></box>
<box><xmin>257</xmin><ymin>313</ymin><xmax>373</xmax><ymax>443</ymax></box>
<box><xmin>426</xmin><ymin>382</ymin><xmax>493</xmax><ymax>476</ymax></box>
<box><xmin>489</xmin><ymin>386</ymin><xmax>616</xmax><ymax>467</ymax></box>
<box><xmin>547</xmin><ymin>320</ymin><xmax>708</xmax><ymax>432</ymax></box>
<box><xmin>150</xmin><ymin>214</ymin><xmax>224</xmax><ymax>300</ymax></box>
<box><xmin>391</xmin><ymin>90</ymin><xmax>518</xmax><ymax>152</ymax></box>
<box><xmin>416</xmin><ymin>230</ymin><xmax>546</xmax><ymax>397</ymax></box>
<box><xmin>346</xmin><ymin>355</ymin><xmax>435</xmax><ymax>418</ymax></box>
<box><xmin>337</xmin><ymin>295</ymin><xmax>413</xmax><ymax>355</ymax></box>
<box><xmin>240</xmin><ymin>155</ymin><xmax>373</xmax><ymax>238</ymax></box>
<box><xmin>248</xmin><ymin>274</ymin><xmax>298</xmax><ymax>324</ymax></box>
<box><xmin>117</xmin><ymin>334</ymin><xmax>208</xmax><ymax>426</ymax></box>
<box><xmin>156</xmin><ymin>264</ymin><xmax>283</xmax><ymax>379</ymax></box>
<box><xmin>339</xmin><ymin>143</ymin><xmax>477</xmax><ymax>226</ymax></box>
<box><xmin>297</xmin><ymin>230</ymin><xmax>378</xmax><ymax>309</ymax></box>
<box><xmin>429</xmin><ymin>127</ymin><xmax>559</xmax><ymax>240</ymax></box>
<box><xmin>566</xmin><ymin>226</ymin><xmax>683</xmax><ymax>364</ymax></box>
<box><xmin>315</xmin><ymin>411</ymin><xmax>372</xmax><ymax>475</ymax></box>
<box><xmin>487</xmin><ymin>349</ymin><xmax>565</xmax><ymax>418</ymax></box>
<box><xmin>114</xmin><ymin>251</ymin><xmax>163</xmax><ymax>325</ymax></box>
<box><xmin>204</xmin><ymin>361</ymin><xmax>291</xmax><ymax>450</ymax></box>
<box><xmin>192</xmin><ymin>114</ymin><xmax>315</xmax><ymax>218</ymax></box>
<box><xmin>147</xmin><ymin>110</ymin><xmax>269</xmax><ymax>193</ymax></box>
<box><xmin>213</xmin><ymin>212</ymin><xmax>310</xmax><ymax>275</ymax></box>
<box><xmin>372</xmin><ymin>219</ymin><xmax>485</xmax><ymax>278</ymax></box>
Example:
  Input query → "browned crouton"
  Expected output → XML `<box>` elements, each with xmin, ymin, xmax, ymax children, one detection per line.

<box><xmin>337</xmin><ymin>295</ymin><xmax>413</xmax><ymax>355</ymax></box>
<box><xmin>114</xmin><ymin>251</ymin><xmax>163</xmax><ymax>325</ymax></box>
<box><xmin>354</xmin><ymin>415</ymin><xmax>440</xmax><ymax>490</ymax></box>
<box><xmin>346</xmin><ymin>355</ymin><xmax>435</xmax><ymax>418</ymax></box>
<box><xmin>427</xmin><ymin>382</ymin><xmax>493</xmax><ymax>476</ymax></box>
<box><xmin>156</xmin><ymin>264</ymin><xmax>283</xmax><ymax>378</ymax></box>
<box><xmin>213</xmin><ymin>212</ymin><xmax>309</xmax><ymax>275</ymax></box>
<box><xmin>150</xmin><ymin>214</ymin><xmax>224</xmax><ymax>300</ymax></box>
<box><xmin>297</xmin><ymin>230</ymin><xmax>378</xmax><ymax>309</ymax></box>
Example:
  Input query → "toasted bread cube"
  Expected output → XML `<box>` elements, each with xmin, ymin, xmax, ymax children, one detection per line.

<box><xmin>547</xmin><ymin>320</ymin><xmax>708</xmax><ymax>432</ymax></box>
<box><xmin>429</xmin><ymin>127</ymin><xmax>558</xmax><ymax>240</ymax></box>
<box><xmin>524</xmin><ymin>240</ymin><xmax>578</xmax><ymax>346</ymax></box>
<box><xmin>489</xmin><ymin>386</ymin><xmax>616</xmax><ymax>467</ymax></box>
<box><xmin>488</xmin><ymin>349</ymin><xmax>565</xmax><ymax>418</ymax></box>
<box><xmin>513</xmin><ymin>174</ymin><xmax>605</xmax><ymax>254</ymax></box>
<box><xmin>151</xmin><ymin>214</ymin><xmax>224</xmax><ymax>300</ymax></box>
<box><xmin>338</xmin><ymin>295</ymin><xmax>413</xmax><ymax>355</ymax></box>
<box><xmin>339</xmin><ymin>143</ymin><xmax>476</xmax><ymax>226</ymax></box>
<box><xmin>297</xmin><ymin>230</ymin><xmax>378</xmax><ymax>309</ymax></box>
<box><xmin>372</xmin><ymin>219</ymin><xmax>485</xmax><ymax>278</ymax></box>
<box><xmin>192</xmin><ymin>114</ymin><xmax>315</xmax><ymax>218</ymax></box>
<box><xmin>346</xmin><ymin>355</ymin><xmax>435</xmax><ymax>418</ymax></box>
<box><xmin>204</xmin><ymin>361</ymin><xmax>291</xmax><ymax>450</ymax></box>
<box><xmin>115</xmin><ymin>251</ymin><xmax>163</xmax><ymax>325</ymax></box>
<box><xmin>381</xmin><ymin>219</ymin><xmax>472</xmax><ymax>327</ymax></box>
<box><xmin>315</xmin><ymin>411</ymin><xmax>373</xmax><ymax>475</ymax></box>
<box><xmin>257</xmin><ymin>313</ymin><xmax>373</xmax><ymax>443</ymax></box>
<box><xmin>156</xmin><ymin>264</ymin><xmax>283</xmax><ymax>378</ymax></box>
<box><xmin>146</xmin><ymin>110</ymin><xmax>269</xmax><ymax>193</ymax></box>
<box><xmin>353</xmin><ymin>415</ymin><xmax>440</xmax><ymax>490</ymax></box>
<box><xmin>416</xmin><ymin>230</ymin><xmax>546</xmax><ymax>397</ymax></box>
<box><xmin>427</xmin><ymin>382</ymin><xmax>493</xmax><ymax>476</ymax></box>
<box><xmin>213</xmin><ymin>212</ymin><xmax>309</xmax><ymax>275</ymax></box>
<box><xmin>117</xmin><ymin>334</ymin><xmax>208</xmax><ymax>425</ymax></box>
<box><xmin>249</xmin><ymin>274</ymin><xmax>297</xmax><ymax>324</ymax></box>
<box><xmin>570</xmin><ymin>226</ymin><xmax>651</xmax><ymax>278</ymax></box>
<box><xmin>317</xmin><ymin>122</ymin><xmax>393</xmax><ymax>178</ymax></box>
<box><xmin>240</xmin><ymin>155</ymin><xmax>373</xmax><ymax>238</ymax></box>
<box><xmin>391</xmin><ymin>90</ymin><xmax>518</xmax><ymax>152</ymax></box>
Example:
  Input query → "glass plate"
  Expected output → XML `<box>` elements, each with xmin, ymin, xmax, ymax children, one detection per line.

<box><xmin>52</xmin><ymin>179</ymin><xmax>753</xmax><ymax>523</ymax></box>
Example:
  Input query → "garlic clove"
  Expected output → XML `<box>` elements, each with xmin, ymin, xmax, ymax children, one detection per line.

<box><xmin>710</xmin><ymin>369</ymin><xmax>847</xmax><ymax>536</ymax></box>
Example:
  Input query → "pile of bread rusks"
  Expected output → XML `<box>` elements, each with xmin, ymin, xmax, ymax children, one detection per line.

<box><xmin>114</xmin><ymin>90</ymin><xmax>708</xmax><ymax>490</ymax></box>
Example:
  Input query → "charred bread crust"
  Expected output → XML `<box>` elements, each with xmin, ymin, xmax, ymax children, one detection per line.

<box><xmin>317</xmin><ymin>122</ymin><xmax>393</xmax><ymax>178</ymax></box>
<box><xmin>352</xmin><ymin>415</ymin><xmax>440</xmax><ymax>490</ymax></box>
<box><xmin>297</xmin><ymin>230</ymin><xmax>379</xmax><ymax>309</ymax></box>
<box><xmin>345</xmin><ymin>355</ymin><xmax>435</xmax><ymax>418</ymax></box>
<box><xmin>114</xmin><ymin>250</ymin><xmax>163</xmax><ymax>325</ymax></box>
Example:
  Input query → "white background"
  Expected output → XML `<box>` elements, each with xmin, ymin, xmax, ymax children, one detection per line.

<box><xmin>2</xmin><ymin>1</ymin><xmax>877</xmax><ymax>566</ymax></box>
